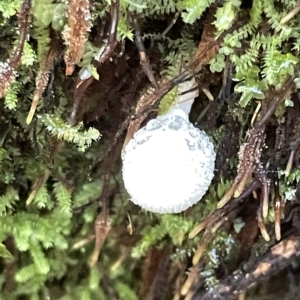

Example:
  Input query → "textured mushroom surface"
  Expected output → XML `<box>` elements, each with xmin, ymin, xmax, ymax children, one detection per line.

<box><xmin>122</xmin><ymin>109</ymin><xmax>216</xmax><ymax>213</ymax></box>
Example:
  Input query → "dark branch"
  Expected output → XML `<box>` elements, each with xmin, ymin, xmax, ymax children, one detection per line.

<box><xmin>193</xmin><ymin>236</ymin><xmax>300</xmax><ymax>300</ymax></box>
<box><xmin>97</xmin><ymin>0</ymin><xmax>120</xmax><ymax>63</ymax></box>
<box><xmin>11</xmin><ymin>0</ymin><xmax>32</xmax><ymax>67</ymax></box>
<box><xmin>132</xmin><ymin>14</ymin><xmax>158</xmax><ymax>89</ymax></box>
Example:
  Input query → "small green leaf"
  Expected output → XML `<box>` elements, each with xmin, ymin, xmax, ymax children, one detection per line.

<box><xmin>233</xmin><ymin>218</ymin><xmax>245</xmax><ymax>233</ymax></box>
<box><xmin>214</xmin><ymin>1</ymin><xmax>239</xmax><ymax>32</ymax></box>
<box><xmin>52</xmin><ymin>3</ymin><xmax>67</xmax><ymax>31</ymax></box>
<box><xmin>53</xmin><ymin>182</ymin><xmax>72</xmax><ymax>215</ymax></box>
<box><xmin>235</xmin><ymin>80</ymin><xmax>266</xmax><ymax>107</ymax></box>
<box><xmin>294</xmin><ymin>78</ymin><xmax>300</xmax><ymax>89</ymax></box>
<box><xmin>0</xmin><ymin>243</ymin><xmax>14</xmax><ymax>261</ymax></box>
<box><xmin>284</xmin><ymin>98</ymin><xmax>294</xmax><ymax>107</ymax></box>
<box><xmin>87</xmin><ymin>64</ymin><xmax>99</xmax><ymax>80</ymax></box>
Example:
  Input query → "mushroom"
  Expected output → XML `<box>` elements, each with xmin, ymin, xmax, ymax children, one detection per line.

<box><xmin>122</xmin><ymin>79</ymin><xmax>216</xmax><ymax>213</ymax></box>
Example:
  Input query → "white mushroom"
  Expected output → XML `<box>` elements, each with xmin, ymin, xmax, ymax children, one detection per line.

<box><xmin>122</xmin><ymin>79</ymin><xmax>216</xmax><ymax>213</ymax></box>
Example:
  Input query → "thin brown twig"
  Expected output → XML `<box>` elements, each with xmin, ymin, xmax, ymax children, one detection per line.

<box><xmin>181</xmin><ymin>264</ymin><xmax>200</xmax><ymax>296</ymax></box>
<box><xmin>280</xmin><ymin>4</ymin><xmax>300</xmax><ymax>24</ymax></box>
<box><xmin>72</xmin><ymin>234</ymin><xmax>95</xmax><ymax>249</ymax></box>
<box><xmin>89</xmin><ymin>173</ymin><xmax>111</xmax><ymax>267</ymax></box>
<box><xmin>26</xmin><ymin>172</ymin><xmax>49</xmax><ymax>206</ymax></box>
<box><xmin>258</xmin><ymin>77</ymin><xmax>295</xmax><ymax>127</ymax></box>
<box><xmin>11</xmin><ymin>0</ymin><xmax>32</xmax><ymax>68</ymax></box>
<box><xmin>189</xmin><ymin>180</ymin><xmax>260</xmax><ymax>239</ymax></box>
<box><xmin>68</xmin><ymin>76</ymin><xmax>94</xmax><ymax>126</ymax></box>
<box><xmin>27</xmin><ymin>31</ymin><xmax>64</xmax><ymax>124</ymax></box>
<box><xmin>97</xmin><ymin>0</ymin><xmax>120</xmax><ymax>63</ymax></box>
<box><xmin>257</xmin><ymin>206</ymin><xmax>270</xmax><ymax>241</ymax></box>
<box><xmin>261</xmin><ymin>168</ymin><xmax>270</xmax><ymax>219</ymax></box>
<box><xmin>161</xmin><ymin>12</ymin><xmax>180</xmax><ymax>37</ymax></box>
<box><xmin>193</xmin><ymin>236</ymin><xmax>300</xmax><ymax>300</ymax></box>
<box><xmin>285</xmin><ymin>148</ymin><xmax>295</xmax><ymax>177</ymax></box>
<box><xmin>132</xmin><ymin>13</ymin><xmax>158</xmax><ymax>89</ymax></box>
<box><xmin>0</xmin><ymin>0</ymin><xmax>32</xmax><ymax>98</ymax></box>
<box><xmin>273</xmin><ymin>176</ymin><xmax>282</xmax><ymax>241</ymax></box>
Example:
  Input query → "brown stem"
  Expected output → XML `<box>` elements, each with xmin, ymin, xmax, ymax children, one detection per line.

<box><xmin>10</xmin><ymin>0</ymin><xmax>32</xmax><ymax>68</ymax></box>
<box><xmin>98</xmin><ymin>0</ymin><xmax>120</xmax><ymax>63</ymax></box>
<box><xmin>89</xmin><ymin>173</ymin><xmax>111</xmax><ymax>267</ymax></box>
<box><xmin>132</xmin><ymin>13</ymin><xmax>158</xmax><ymax>89</ymax></box>
<box><xmin>194</xmin><ymin>236</ymin><xmax>300</xmax><ymax>300</ymax></box>
<box><xmin>273</xmin><ymin>177</ymin><xmax>282</xmax><ymax>241</ymax></box>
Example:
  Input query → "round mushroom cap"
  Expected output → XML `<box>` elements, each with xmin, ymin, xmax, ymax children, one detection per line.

<box><xmin>122</xmin><ymin>109</ymin><xmax>216</xmax><ymax>213</ymax></box>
